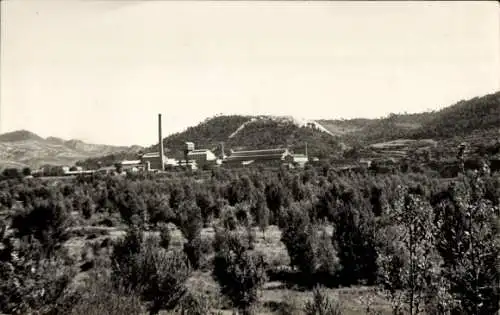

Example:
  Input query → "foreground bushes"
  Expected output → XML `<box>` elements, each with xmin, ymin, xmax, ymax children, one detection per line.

<box><xmin>0</xmin><ymin>164</ymin><xmax>498</xmax><ymax>314</ymax></box>
<box><xmin>212</xmin><ymin>228</ymin><xmax>267</xmax><ymax>314</ymax></box>
<box><xmin>111</xmin><ymin>227</ymin><xmax>191</xmax><ymax>315</ymax></box>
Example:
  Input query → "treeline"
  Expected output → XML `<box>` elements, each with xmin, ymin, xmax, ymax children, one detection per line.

<box><xmin>412</xmin><ymin>91</ymin><xmax>500</xmax><ymax>139</ymax></box>
<box><xmin>321</xmin><ymin>91</ymin><xmax>500</xmax><ymax>145</ymax></box>
<box><xmin>0</xmin><ymin>163</ymin><xmax>499</xmax><ymax>314</ymax></box>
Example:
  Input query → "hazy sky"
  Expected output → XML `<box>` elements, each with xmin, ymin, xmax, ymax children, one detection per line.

<box><xmin>1</xmin><ymin>1</ymin><xmax>499</xmax><ymax>146</ymax></box>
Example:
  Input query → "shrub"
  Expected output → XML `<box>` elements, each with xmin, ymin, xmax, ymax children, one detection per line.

<box><xmin>0</xmin><ymin>238</ymin><xmax>76</xmax><ymax>315</ymax></box>
<box><xmin>212</xmin><ymin>229</ymin><xmax>267</xmax><ymax>314</ymax></box>
<box><xmin>111</xmin><ymin>229</ymin><xmax>191</xmax><ymax>315</ymax></box>
<box><xmin>174</xmin><ymin>291</ymin><xmax>213</xmax><ymax>315</ymax></box>
<box><xmin>303</xmin><ymin>286</ymin><xmax>343</xmax><ymax>315</ymax></box>
<box><xmin>158</xmin><ymin>223</ymin><xmax>171</xmax><ymax>249</ymax></box>
<box><xmin>11</xmin><ymin>197</ymin><xmax>72</xmax><ymax>256</ymax></box>
<box><xmin>184</xmin><ymin>234</ymin><xmax>204</xmax><ymax>270</ymax></box>
<box><xmin>67</xmin><ymin>270</ymin><xmax>144</xmax><ymax>315</ymax></box>
<box><xmin>221</xmin><ymin>205</ymin><xmax>238</xmax><ymax>231</ymax></box>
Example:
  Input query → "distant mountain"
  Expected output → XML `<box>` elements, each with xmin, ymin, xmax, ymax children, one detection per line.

<box><xmin>0</xmin><ymin>131</ymin><xmax>143</xmax><ymax>169</ymax></box>
<box><xmin>0</xmin><ymin>130</ymin><xmax>45</xmax><ymax>142</ymax></box>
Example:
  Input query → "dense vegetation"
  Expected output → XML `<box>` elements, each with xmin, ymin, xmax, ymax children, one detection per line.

<box><xmin>1</xmin><ymin>146</ymin><xmax>499</xmax><ymax>314</ymax></box>
<box><xmin>320</xmin><ymin>91</ymin><xmax>500</xmax><ymax>145</ymax></box>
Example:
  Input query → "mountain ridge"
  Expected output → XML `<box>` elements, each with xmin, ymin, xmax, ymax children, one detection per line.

<box><xmin>0</xmin><ymin>131</ymin><xmax>143</xmax><ymax>169</ymax></box>
<box><xmin>4</xmin><ymin>90</ymin><xmax>499</xmax><ymax>169</ymax></box>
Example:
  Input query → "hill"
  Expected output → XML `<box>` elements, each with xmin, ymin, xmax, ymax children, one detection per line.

<box><xmin>318</xmin><ymin>91</ymin><xmax>500</xmax><ymax>144</ymax></box>
<box><xmin>82</xmin><ymin>114</ymin><xmax>344</xmax><ymax>167</ymax></box>
<box><xmin>76</xmin><ymin>91</ymin><xmax>500</xmax><ymax>167</ymax></box>
<box><xmin>0</xmin><ymin>130</ymin><xmax>45</xmax><ymax>142</ymax></box>
<box><xmin>153</xmin><ymin>115</ymin><xmax>343</xmax><ymax>160</ymax></box>
<box><xmin>0</xmin><ymin>131</ymin><xmax>142</xmax><ymax>169</ymax></box>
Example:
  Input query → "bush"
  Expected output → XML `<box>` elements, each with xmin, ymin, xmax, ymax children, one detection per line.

<box><xmin>67</xmin><ymin>270</ymin><xmax>144</xmax><ymax>315</ymax></box>
<box><xmin>303</xmin><ymin>286</ymin><xmax>343</xmax><ymax>315</ymax></box>
<box><xmin>111</xmin><ymin>229</ymin><xmax>191</xmax><ymax>315</ymax></box>
<box><xmin>11</xmin><ymin>197</ymin><xmax>72</xmax><ymax>256</ymax></box>
<box><xmin>184</xmin><ymin>234</ymin><xmax>204</xmax><ymax>270</ymax></box>
<box><xmin>0</xmin><ymin>239</ymin><xmax>76</xmax><ymax>315</ymax></box>
<box><xmin>212</xmin><ymin>228</ymin><xmax>267</xmax><ymax>314</ymax></box>
<box><xmin>158</xmin><ymin>223</ymin><xmax>171</xmax><ymax>249</ymax></box>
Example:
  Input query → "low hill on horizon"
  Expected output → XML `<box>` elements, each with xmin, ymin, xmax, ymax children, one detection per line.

<box><xmin>0</xmin><ymin>131</ymin><xmax>142</xmax><ymax>169</ymax></box>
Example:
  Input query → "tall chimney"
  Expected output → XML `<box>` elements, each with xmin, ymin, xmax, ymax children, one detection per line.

<box><xmin>220</xmin><ymin>142</ymin><xmax>225</xmax><ymax>159</ymax></box>
<box><xmin>158</xmin><ymin>114</ymin><xmax>165</xmax><ymax>171</ymax></box>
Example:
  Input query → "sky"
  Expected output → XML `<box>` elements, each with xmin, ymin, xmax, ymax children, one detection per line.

<box><xmin>1</xmin><ymin>1</ymin><xmax>499</xmax><ymax>146</ymax></box>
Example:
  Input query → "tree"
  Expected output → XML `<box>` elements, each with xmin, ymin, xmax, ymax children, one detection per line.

<box><xmin>111</xmin><ymin>228</ymin><xmax>191</xmax><ymax>315</ymax></box>
<box><xmin>281</xmin><ymin>202</ymin><xmax>316</xmax><ymax>277</ymax></box>
<box><xmin>253</xmin><ymin>191</ymin><xmax>270</xmax><ymax>239</ymax></box>
<box><xmin>177</xmin><ymin>200</ymin><xmax>204</xmax><ymax>269</ymax></box>
<box><xmin>212</xmin><ymin>228</ymin><xmax>267</xmax><ymax>314</ymax></box>
<box><xmin>334</xmin><ymin>204</ymin><xmax>379</xmax><ymax>286</ymax></box>
<box><xmin>22</xmin><ymin>167</ymin><xmax>32</xmax><ymax>177</ymax></box>
<box><xmin>433</xmin><ymin>173</ymin><xmax>500</xmax><ymax>315</ymax></box>
<box><xmin>11</xmin><ymin>196</ymin><xmax>72</xmax><ymax>257</ymax></box>
<box><xmin>377</xmin><ymin>188</ymin><xmax>445</xmax><ymax>315</ymax></box>
<box><xmin>0</xmin><ymin>213</ymin><xmax>75</xmax><ymax>315</ymax></box>
<box><xmin>2</xmin><ymin>168</ymin><xmax>20</xmax><ymax>179</ymax></box>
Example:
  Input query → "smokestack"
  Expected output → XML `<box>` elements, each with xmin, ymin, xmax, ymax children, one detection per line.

<box><xmin>305</xmin><ymin>142</ymin><xmax>308</xmax><ymax>158</ymax></box>
<box><xmin>158</xmin><ymin>114</ymin><xmax>165</xmax><ymax>171</ymax></box>
<box><xmin>220</xmin><ymin>142</ymin><xmax>225</xmax><ymax>159</ymax></box>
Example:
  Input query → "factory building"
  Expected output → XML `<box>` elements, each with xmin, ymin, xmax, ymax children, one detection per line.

<box><xmin>223</xmin><ymin>148</ymin><xmax>293</xmax><ymax>167</ymax></box>
<box><xmin>118</xmin><ymin>160</ymin><xmax>143</xmax><ymax>172</ymax></box>
<box><xmin>292</xmin><ymin>154</ymin><xmax>309</xmax><ymax>168</ymax></box>
<box><xmin>183</xmin><ymin>142</ymin><xmax>217</xmax><ymax>169</ymax></box>
<box><xmin>141</xmin><ymin>152</ymin><xmax>167</xmax><ymax>171</ymax></box>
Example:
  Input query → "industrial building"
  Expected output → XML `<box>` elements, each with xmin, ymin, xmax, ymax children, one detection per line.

<box><xmin>223</xmin><ymin>148</ymin><xmax>294</xmax><ymax>167</ymax></box>
<box><xmin>141</xmin><ymin>152</ymin><xmax>167</xmax><ymax>171</ymax></box>
<box><xmin>119</xmin><ymin>160</ymin><xmax>143</xmax><ymax>172</ymax></box>
<box><xmin>183</xmin><ymin>142</ymin><xmax>217</xmax><ymax>169</ymax></box>
<box><xmin>292</xmin><ymin>154</ymin><xmax>309</xmax><ymax>168</ymax></box>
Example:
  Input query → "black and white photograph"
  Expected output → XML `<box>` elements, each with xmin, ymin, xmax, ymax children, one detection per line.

<box><xmin>0</xmin><ymin>1</ymin><xmax>499</xmax><ymax>314</ymax></box>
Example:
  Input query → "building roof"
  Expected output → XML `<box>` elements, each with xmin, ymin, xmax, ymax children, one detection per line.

<box><xmin>293</xmin><ymin>154</ymin><xmax>308</xmax><ymax>162</ymax></box>
<box><xmin>97</xmin><ymin>166</ymin><xmax>116</xmax><ymax>172</ymax></box>
<box><xmin>120</xmin><ymin>160</ymin><xmax>142</xmax><ymax>165</ymax></box>
<box><xmin>224</xmin><ymin>148</ymin><xmax>291</xmax><ymax>163</ymax></box>
<box><xmin>187</xmin><ymin>149</ymin><xmax>216</xmax><ymax>160</ymax></box>
<box><xmin>142</xmin><ymin>152</ymin><xmax>165</xmax><ymax>159</ymax></box>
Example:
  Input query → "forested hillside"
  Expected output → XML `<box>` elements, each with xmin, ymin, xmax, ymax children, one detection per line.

<box><xmin>319</xmin><ymin>91</ymin><xmax>500</xmax><ymax>144</ymax></box>
<box><xmin>411</xmin><ymin>91</ymin><xmax>500</xmax><ymax>139</ymax></box>
<box><xmin>150</xmin><ymin>115</ymin><xmax>343</xmax><ymax>160</ymax></box>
